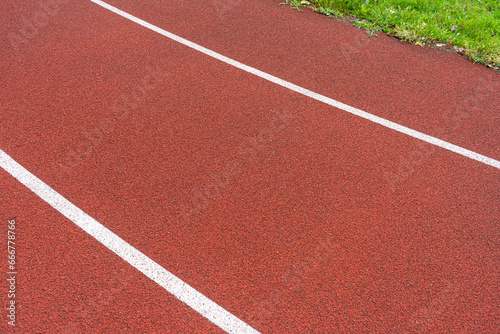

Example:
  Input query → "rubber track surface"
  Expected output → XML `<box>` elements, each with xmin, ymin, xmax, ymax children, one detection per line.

<box><xmin>0</xmin><ymin>0</ymin><xmax>499</xmax><ymax>333</ymax></box>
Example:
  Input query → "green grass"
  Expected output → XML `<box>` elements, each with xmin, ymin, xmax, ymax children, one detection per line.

<box><xmin>281</xmin><ymin>0</ymin><xmax>500</xmax><ymax>69</ymax></box>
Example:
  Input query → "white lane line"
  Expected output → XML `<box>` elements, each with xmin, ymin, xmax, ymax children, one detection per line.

<box><xmin>0</xmin><ymin>149</ymin><xmax>259</xmax><ymax>334</ymax></box>
<box><xmin>90</xmin><ymin>0</ymin><xmax>500</xmax><ymax>170</ymax></box>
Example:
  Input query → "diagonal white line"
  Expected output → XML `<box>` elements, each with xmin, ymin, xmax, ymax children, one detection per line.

<box><xmin>0</xmin><ymin>149</ymin><xmax>259</xmax><ymax>334</ymax></box>
<box><xmin>90</xmin><ymin>0</ymin><xmax>500</xmax><ymax>170</ymax></box>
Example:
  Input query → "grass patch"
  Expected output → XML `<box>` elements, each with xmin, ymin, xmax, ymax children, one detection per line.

<box><xmin>281</xmin><ymin>0</ymin><xmax>500</xmax><ymax>69</ymax></box>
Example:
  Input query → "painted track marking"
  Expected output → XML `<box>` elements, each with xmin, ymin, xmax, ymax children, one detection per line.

<box><xmin>0</xmin><ymin>149</ymin><xmax>259</xmax><ymax>334</ymax></box>
<box><xmin>90</xmin><ymin>0</ymin><xmax>500</xmax><ymax>170</ymax></box>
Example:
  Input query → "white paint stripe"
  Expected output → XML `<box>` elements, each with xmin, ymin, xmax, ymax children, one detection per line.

<box><xmin>0</xmin><ymin>149</ymin><xmax>259</xmax><ymax>334</ymax></box>
<box><xmin>90</xmin><ymin>0</ymin><xmax>500</xmax><ymax>170</ymax></box>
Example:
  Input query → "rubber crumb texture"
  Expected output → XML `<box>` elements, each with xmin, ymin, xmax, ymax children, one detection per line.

<box><xmin>0</xmin><ymin>0</ymin><xmax>499</xmax><ymax>333</ymax></box>
<box><xmin>0</xmin><ymin>168</ymin><xmax>224</xmax><ymax>334</ymax></box>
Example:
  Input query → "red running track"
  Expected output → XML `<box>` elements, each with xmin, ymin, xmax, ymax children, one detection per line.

<box><xmin>0</xmin><ymin>0</ymin><xmax>499</xmax><ymax>333</ymax></box>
